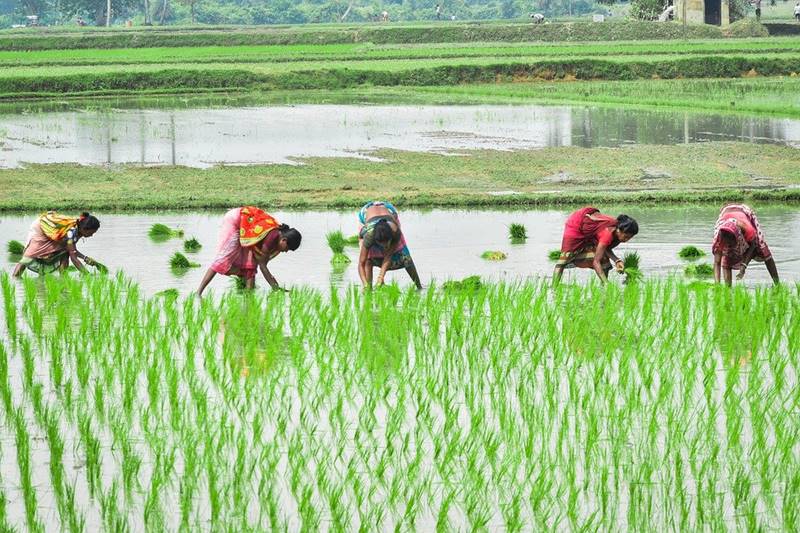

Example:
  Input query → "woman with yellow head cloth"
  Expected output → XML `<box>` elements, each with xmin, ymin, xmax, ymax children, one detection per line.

<box><xmin>197</xmin><ymin>207</ymin><xmax>302</xmax><ymax>296</ymax></box>
<box><xmin>13</xmin><ymin>211</ymin><xmax>104</xmax><ymax>277</ymax></box>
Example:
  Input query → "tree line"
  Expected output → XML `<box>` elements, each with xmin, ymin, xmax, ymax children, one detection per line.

<box><xmin>1</xmin><ymin>0</ymin><xmax>617</xmax><ymax>28</ymax></box>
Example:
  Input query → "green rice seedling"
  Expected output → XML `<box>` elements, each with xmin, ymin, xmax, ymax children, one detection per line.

<box><xmin>169</xmin><ymin>252</ymin><xmax>200</xmax><ymax>269</ymax></box>
<box><xmin>155</xmin><ymin>288</ymin><xmax>179</xmax><ymax>299</ymax></box>
<box><xmin>442</xmin><ymin>275</ymin><xmax>482</xmax><ymax>292</ymax></box>
<box><xmin>7</xmin><ymin>239</ymin><xmax>24</xmax><ymax>255</ymax></box>
<box><xmin>148</xmin><ymin>223</ymin><xmax>184</xmax><ymax>241</ymax></box>
<box><xmin>678</xmin><ymin>245</ymin><xmax>706</xmax><ymax>260</ymax></box>
<box><xmin>548</xmin><ymin>249</ymin><xmax>562</xmax><ymax>261</ymax></box>
<box><xmin>509</xmin><ymin>223</ymin><xmax>527</xmax><ymax>242</ymax></box>
<box><xmin>183</xmin><ymin>237</ymin><xmax>202</xmax><ymax>252</ymax></box>
<box><xmin>345</xmin><ymin>234</ymin><xmax>360</xmax><ymax>246</ymax></box>
<box><xmin>481</xmin><ymin>251</ymin><xmax>507</xmax><ymax>261</ymax></box>
<box><xmin>685</xmin><ymin>263</ymin><xmax>714</xmax><ymax>278</ymax></box>
<box><xmin>326</xmin><ymin>230</ymin><xmax>352</xmax><ymax>264</ymax></box>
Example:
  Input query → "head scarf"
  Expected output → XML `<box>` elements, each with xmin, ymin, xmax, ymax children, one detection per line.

<box><xmin>712</xmin><ymin>217</ymin><xmax>748</xmax><ymax>259</ymax></box>
<box><xmin>238</xmin><ymin>206</ymin><xmax>280</xmax><ymax>247</ymax></box>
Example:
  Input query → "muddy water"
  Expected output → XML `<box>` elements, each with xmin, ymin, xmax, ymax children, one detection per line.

<box><xmin>0</xmin><ymin>105</ymin><xmax>798</xmax><ymax>168</ymax></box>
<box><xmin>2</xmin><ymin>205</ymin><xmax>798</xmax><ymax>295</ymax></box>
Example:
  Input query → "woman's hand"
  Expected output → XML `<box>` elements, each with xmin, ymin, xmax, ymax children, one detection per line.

<box><xmin>736</xmin><ymin>264</ymin><xmax>747</xmax><ymax>280</ymax></box>
<box><xmin>615</xmin><ymin>259</ymin><xmax>625</xmax><ymax>273</ymax></box>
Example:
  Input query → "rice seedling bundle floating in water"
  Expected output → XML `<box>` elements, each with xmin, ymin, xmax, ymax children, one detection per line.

<box><xmin>678</xmin><ymin>245</ymin><xmax>706</xmax><ymax>260</ymax></box>
<box><xmin>7</xmin><ymin>240</ymin><xmax>24</xmax><ymax>255</ymax></box>
<box><xmin>169</xmin><ymin>252</ymin><xmax>199</xmax><ymax>269</ymax></box>
<box><xmin>1</xmin><ymin>272</ymin><xmax>798</xmax><ymax>531</ymax></box>
<box><xmin>442</xmin><ymin>275</ymin><xmax>482</xmax><ymax>292</ymax></box>
<box><xmin>548</xmin><ymin>249</ymin><xmax>562</xmax><ymax>261</ymax></box>
<box><xmin>509</xmin><ymin>223</ymin><xmax>527</xmax><ymax>242</ymax></box>
<box><xmin>183</xmin><ymin>238</ymin><xmax>202</xmax><ymax>252</ymax></box>
<box><xmin>148</xmin><ymin>223</ymin><xmax>184</xmax><ymax>240</ymax></box>
<box><xmin>344</xmin><ymin>235</ymin><xmax>360</xmax><ymax>246</ymax></box>
<box><xmin>481</xmin><ymin>250</ymin><xmax>507</xmax><ymax>260</ymax></box>
<box><xmin>326</xmin><ymin>230</ymin><xmax>352</xmax><ymax>264</ymax></box>
<box><xmin>685</xmin><ymin>262</ymin><xmax>714</xmax><ymax>277</ymax></box>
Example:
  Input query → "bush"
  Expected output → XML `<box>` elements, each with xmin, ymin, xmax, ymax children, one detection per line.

<box><xmin>724</xmin><ymin>19</ymin><xmax>769</xmax><ymax>38</ymax></box>
<box><xmin>630</xmin><ymin>0</ymin><xmax>665</xmax><ymax>20</ymax></box>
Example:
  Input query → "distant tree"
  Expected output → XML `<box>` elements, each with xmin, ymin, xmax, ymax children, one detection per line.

<box><xmin>59</xmin><ymin>0</ymin><xmax>138</xmax><ymax>25</ymax></box>
<box><xmin>630</xmin><ymin>0</ymin><xmax>662</xmax><ymax>19</ymax></box>
<box><xmin>180</xmin><ymin>0</ymin><xmax>196</xmax><ymax>22</ymax></box>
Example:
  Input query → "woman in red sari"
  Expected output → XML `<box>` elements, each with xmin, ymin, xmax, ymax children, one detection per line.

<box><xmin>553</xmin><ymin>207</ymin><xmax>639</xmax><ymax>284</ymax></box>
<box><xmin>712</xmin><ymin>204</ymin><xmax>778</xmax><ymax>286</ymax></box>
<box><xmin>197</xmin><ymin>206</ymin><xmax>301</xmax><ymax>296</ymax></box>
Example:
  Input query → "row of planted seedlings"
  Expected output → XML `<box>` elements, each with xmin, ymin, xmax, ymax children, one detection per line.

<box><xmin>0</xmin><ymin>272</ymin><xmax>799</xmax><ymax>530</ymax></box>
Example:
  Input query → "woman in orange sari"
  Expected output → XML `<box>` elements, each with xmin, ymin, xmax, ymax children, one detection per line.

<box><xmin>553</xmin><ymin>207</ymin><xmax>639</xmax><ymax>284</ymax></box>
<box><xmin>13</xmin><ymin>211</ymin><xmax>103</xmax><ymax>276</ymax></box>
<box><xmin>197</xmin><ymin>206</ymin><xmax>301</xmax><ymax>296</ymax></box>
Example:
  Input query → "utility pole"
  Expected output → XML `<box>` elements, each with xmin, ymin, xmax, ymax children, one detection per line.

<box><xmin>106</xmin><ymin>0</ymin><xmax>111</xmax><ymax>26</ymax></box>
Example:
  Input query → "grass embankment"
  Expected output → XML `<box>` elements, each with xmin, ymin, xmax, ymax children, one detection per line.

<box><xmin>0</xmin><ymin>21</ymin><xmax>730</xmax><ymax>51</ymax></box>
<box><xmin>1</xmin><ymin>35</ymin><xmax>797</xmax><ymax>99</ymax></box>
<box><xmin>1</xmin><ymin>143</ymin><xmax>798</xmax><ymax>210</ymax></box>
<box><xmin>1</xmin><ymin>273</ymin><xmax>798</xmax><ymax>530</ymax></box>
<box><xmin>3</xmin><ymin>53</ymin><xmax>799</xmax><ymax>100</ymax></box>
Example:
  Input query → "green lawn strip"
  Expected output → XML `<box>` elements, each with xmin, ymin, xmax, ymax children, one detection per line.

<box><xmin>1</xmin><ymin>142</ymin><xmax>798</xmax><ymax>211</ymax></box>
<box><xmin>2</xmin><ymin>38</ymin><xmax>799</xmax><ymax>68</ymax></box>
<box><xmin>0</xmin><ymin>21</ymin><xmax>728</xmax><ymax>51</ymax></box>
<box><xmin>1</xmin><ymin>54</ymin><xmax>799</xmax><ymax>98</ymax></box>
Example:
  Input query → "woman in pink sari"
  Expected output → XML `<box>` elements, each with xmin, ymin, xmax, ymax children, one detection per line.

<box><xmin>197</xmin><ymin>207</ymin><xmax>302</xmax><ymax>296</ymax></box>
<box><xmin>553</xmin><ymin>207</ymin><xmax>639</xmax><ymax>284</ymax></box>
<box><xmin>712</xmin><ymin>204</ymin><xmax>778</xmax><ymax>286</ymax></box>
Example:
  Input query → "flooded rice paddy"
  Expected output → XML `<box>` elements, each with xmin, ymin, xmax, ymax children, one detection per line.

<box><xmin>1</xmin><ymin>104</ymin><xmax>799</xmax><ymax>167</ymax></box>
<box><xmin>3</xmin><ymin>205</ymin><xmax>799</xmax><ymax>295</ymax></box>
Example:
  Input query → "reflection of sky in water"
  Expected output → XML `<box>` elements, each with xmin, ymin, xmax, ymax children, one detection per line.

<box><xmin>0</xmin><ymin>105</ymin><xmax>798</xmax><ymax>168</ymax></box>
<box><xmin>2</xmin><ymin>205</ymin><xmax>798</xmax><ymax>296</ymax></box>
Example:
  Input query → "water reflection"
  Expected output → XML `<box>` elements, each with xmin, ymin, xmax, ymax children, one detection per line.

<box><xmin>0</xmin><ymin>105</ymin><xmax>797</xmax><ymax>168</ymax></box>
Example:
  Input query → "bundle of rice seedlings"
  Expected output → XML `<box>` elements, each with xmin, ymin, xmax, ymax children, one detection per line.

<box><xmin>149</xmin><ymin>224</ymin><xmax>184</xmax><ymax>240</ymax></box>
<box><xmin>184</xmin><ymin>238</ymin><xmax>202</xmax><ymax>252</ymax></box>
<box><xmin>685</xmin><ymin>263</ymin><xmax>713</xmax><ymax>278</ymax></box>
<box><xmin>548</xmin><ymin>250</ymin><xmax>562</xmax><ymax>261</ymax></box>
<box><xmin>622</xmin><ymin>252</ymin><xmax>642</xmax><ymax>283</ymax></box>
<box><xmin>509</xmin><ymin>223</ymin><xmax>527</xmax><ymax>242</ymax></box>
<box><xmin>7</xmin><ymin>240</ymin><xmax>24</xmax><ymax>255</ymax></box>
<box><xmin>345</xmin><ymin>235</ymin><xmax>360</xmax><ymax>246</ymax></box>
<box><xmin>155</xmin><ymin>288</ymin><xmax>179</xmax><ymax>298</ymax></box>
<box><xmin>678</xmin><ymin>245</ymin><xmax>705</xmax><ymax>260</ymax></box>
<box><xmin>442</xmin><ymin>275</ymin><xmax>482</xmax><ymax>292</ymax></box>
<box><xmin>169</xmin><ymin>252</ymin><xmax>199</xmax><ymax>269</ymax></box>
<box><xmin>481</xmin><ymin>251</ymin><xmax>507</xmax><ymax>261</ymax></box>
<box><xmin>327</xmin><ymin>230</ymin><xmax>351</xmax><ymax>264</ymax></box>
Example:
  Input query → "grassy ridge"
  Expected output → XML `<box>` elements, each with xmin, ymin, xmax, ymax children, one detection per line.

<box><xmin>2</xmin><ymin>38</ymin><xmax>799</xmax><ymax>68</ymax></box>
<box><xmin>3</xmin><ymin>55</ymin><xmax>799</xmax><ymax>99</ymax></box>
<box><xmin>1</xmin><ymin>143</ymin><xmax>798</xmax><ymax>211</ymax></box>
<box><xmin>0</xmin><ymin>21</ymin><xmax>727</xmax><ymax>51</ymax></box>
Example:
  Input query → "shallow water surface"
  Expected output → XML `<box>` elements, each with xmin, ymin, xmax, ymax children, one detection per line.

<box><xmin>2</xmin><ymin>205</ymin><xmax>798</xmax><ymax>295</ymax></box>
<box><xmin>1</xmin><ymin>104</ymin><xmax>798</xmax><ymax>167</ymax></box>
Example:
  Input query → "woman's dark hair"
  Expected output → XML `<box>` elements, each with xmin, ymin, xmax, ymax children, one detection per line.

<box><xmin>373</xmin><ymin>219</ymin><xmax>394</xmax><ymax>243</ymax></box>
<box><xmin>278</xmin><ymin>224</ymin><xmax>302</xmax><ymax>251</ymax></box>
<box><xmin>78</xmin><ymin>211</ymin><xmax>100</xmax><ymax>231</ymax></box>
<box><xmin>616</xmin><ymin>214</ymin><xmax>638</xmax><ymax>236</ymax></box>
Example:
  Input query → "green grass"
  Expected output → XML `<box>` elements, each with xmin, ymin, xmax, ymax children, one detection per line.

<box><xmin>0</xmin><ymin>272</ymin><xmax>798</xmax><ymax>530</ymax></box>
<box><xmin>1</xmin><ymin>142</ymin><xmax>798</xmax><ymax>210</ymax></box>
<box><xmin>0</xmin><ymin>20</ymin><xmax>729</xmax><ymax>51</ymax></box>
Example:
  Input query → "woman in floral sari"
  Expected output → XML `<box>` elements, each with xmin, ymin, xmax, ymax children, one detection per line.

<box><xmin>712</xmin><ymin>204</ymin><xmax>778</xmax><ymax>286</ymax></box>
<box><xmin>553</xmin><ymin>207</ymin><xmax>639</xmax><ymax>284</ymax></box>
<box><xmin>197</xmin><ymin>206</ymin><xmax>301</xmax><ymax>296</ymax></box>
<box><xmin>13</xmin><ymin>211</ymin><xmax>103</xmax><ymax>277</ymax></box>
<box><xmin>357</xmin><ymin>201</ymin><xmax>422</xmax><ymax>289</ymax></box>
